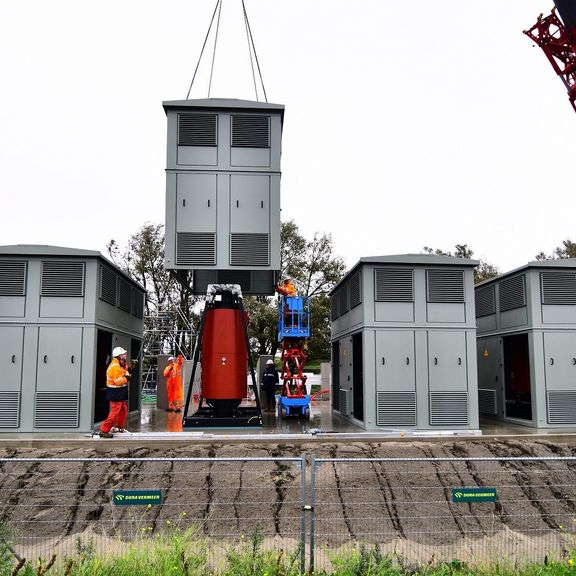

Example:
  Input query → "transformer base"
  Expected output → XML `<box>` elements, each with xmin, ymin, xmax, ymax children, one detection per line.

<box><xmin>183</xmin><ymin>406</ymin><xmax>262</xmax><ymax>428</ymax></box>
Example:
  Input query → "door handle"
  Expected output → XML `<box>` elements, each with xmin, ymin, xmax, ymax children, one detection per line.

<box><xmin>458</xmin><ymin>357</ymin><xmax>462</xmax><ymax>365</ymax></box>
<box><xmin>406</xmin><ymin>357</ymin><xmax>410</xmax><ymax>365</ymax></box>
<box><xmin>236</xmin><ymin>200</ymin><xmax>239</xmax><ymax>208</ymax></box>
<box><xmin>11</xmin><ymin>355</ymin><xmax>16</xmax><ymax>364</ymax></box>
<box><xmin>43</xmin><ymin>355</ymin><xmax>48</xmax><ymax>364</ymax></box>
<box><xmin>261</xmin><ymin>200</ymin><xmax>264</xmax><ymax>208</ymax></box>
<box><xmin>207</xmin><ymin>199</ymin><xmax>211</xmax><ymax>207</ymax></box>
<box><xmin>71</xmin><ymin>355</ymin><xmax>75</xmax><ymax>364</ymax></box>
<box><xmin>381</xmin><ymin>357</ymin><xmax>385</xmax><ymax>365</ymax></box>
<box><xmin>182</xmin><ymin>199</ymin><xmax>186</xmax><ymax>207</ymax></box>
<box><xmin>550</xmin><ymin>358</ymin><xmax>555</xmax><ymax>366</ymax></box>
<box><xmin>434</xmin><ymin>357</ymin><xmax>438</xmax><ymax>365</ymax></box>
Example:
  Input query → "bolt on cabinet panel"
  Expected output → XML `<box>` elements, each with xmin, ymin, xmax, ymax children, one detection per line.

<box><xmin>375</xmin><ymin>331</ymin><xmax>416</xmax><ymax>392</ymax></box>
<box><xmin>230</xmin><ymin>174</ymin><xmax>270</xmax><ymax>233</ymax></box>
<box><xmin>176</xmin><ymin>174</ymin><xmax>218</xmax><ymax>233</ymax></box>
<box><xmin>427</xmin><ymin>331</ymin><xmax>468</xmax><ymax>391</ymax></box>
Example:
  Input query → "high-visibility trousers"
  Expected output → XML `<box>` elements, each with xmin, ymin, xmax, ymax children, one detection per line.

<box><xmin>101</xmin><ymin>400</ymin><xmax>127</xmax><ymax>433</ymax></box>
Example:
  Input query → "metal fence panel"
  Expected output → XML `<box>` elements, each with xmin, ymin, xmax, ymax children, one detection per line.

<box><xmin>310</xmin><ymin>454</ymin><xmax>576</xmax><ymax>573</ymax></box>
<box><xmin>0</xmin><ymin>456</ymin><xmax>306</xmax><ymax>573</ymax></box>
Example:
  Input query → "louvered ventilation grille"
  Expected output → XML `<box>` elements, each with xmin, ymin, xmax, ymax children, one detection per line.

<box><xmin>377</xmin><ymin>392</ymin><xmax>416</xmax><ymax>426</ymax></box>
<box><xmin>99</xmin><ymin>266</ymin><xmax>117</xmax><ymax>305</ymax></box>
<box><xmin>0</xmin><ymin>392</ymin><xmax>20</xmax><ymax>428</ymax></box>
<box><xmin>132</xmin><ymin>289</ymin><xmax>144</xmax><ymax>318</ymax></box>
<box><xmin>339</xmin><ymin>389</ymin><xmax>348</xmax><ymax>415</ymax></box>
<box><xmin>34</xmin><ymin>391</ymin><xmax>79</xmax><ymax>428</ymax></box>
<box><xmin>547</xmin><ymin>391</ymin><xmax>576</xmax><ymax>424</ymax></box>
<box><xmin>231</xmin><ymin>115</ymin><xmax>270</xmax><ymax>148</ymax></box>
<box><xmin>41</xmin><ymin>262</ymin><xmax>84</xmax><ymax>297</ymax></box>
<box><xmin>375</xmin><ymin>269</ymin><xmax>413</xmax><ymax>302</ymax></box>
<box><xmin>0</xmin><ymin>260</ymin><xmax>26</xmax><ymax>296</ymax></box>
<box><xmin>178</xmin><ymin>113</ymin><xmax>217</xmax><ymax>146</ymax></box>
<box><xmin>478</xmin><ymin>389</ymin><xmax>497</xmax><ymax>415</ymax></box>
<box><xmin>330</xmin><ymin>294</ymin><xmax>339</xmax><ymax>320</ymax></box>
<box><xmin>475</xmin><ymin>285</ymin><xmax>496</xmax><ymax>317</ymax></box>
<box><xmin>430</xmin><ymin>392</ymin><xmax>469</xmax><ymax>426</ymax></box>
<box><xmin>541</xmin><ymin>272</ymin><xmax>576</xmax><ymax>305</ymax></box>
<box><xmin>427</xmin><ymin>270</ymin><xmax>465</xmax><ymax>303</ymax></box>
<box><xmin>338</xmin><ymin>285</ymin><xmax>349</xmax><ymax>314</ymax></box>
<box><xmin>349</xmin><ymin>272</ymin><xmax>362</xmax><ymax>308</ymax></box>
<box><xmin>118</xmin><ymin>279</ymin><xmax>132</xmax><ymax>312</ymax></box>
<box><xmin>499</xmin><ymin>275</ymin><xmax>526</xmax><ymax>312</ymax></box>
<box><xmin>176</xmin><ymin>233</ymin><xmax>216</xmax><ymax>266</ymax></box>
<box><xmin>230</xmin><ymin>234</ymin><xmax>269</xmax><ymax>266</ymax></box>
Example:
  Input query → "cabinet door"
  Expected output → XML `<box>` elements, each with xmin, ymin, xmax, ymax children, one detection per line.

<box><xmin>0</xmin><ymin>326</ymin><xmax>24</xmax><ymax>391</ymax></box>
<box><xmin>176</xmin><ymin>174</ymin><xmax>217</xmax><ymax>232</ymax></box>
<box><xmin>37</xmin><ymin>327</ymin><xmax>82</xmax><ymax>392</ymax></box>
<box><xmin>376</xmin><ymin>331</ymin><xmax>415</xmax><ymax>392</ymax></box>
<box><xmin>0</xmin><ymin>326</ymin><xmax>24</xmax><ymax>428</ymax></box>
<box><xmin>428</xmin><ymin>331</ymin><xmax>467</xmax><ymax>391</ymax></box>
<box><xmin>230</xmin><ymin>174</ymin><xmax>269</xmax><ymax>233</ymax></box>
<box><xmin>544</xmin><ymin>332</ymin><xmax>576</xmax><ymax>391</ymax></box>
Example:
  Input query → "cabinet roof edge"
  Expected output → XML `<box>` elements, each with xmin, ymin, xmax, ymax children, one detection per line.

<box><xmin>163</xmin><ymin>98</ymin><xmax>284</xmax><ymax>118</ymax></box>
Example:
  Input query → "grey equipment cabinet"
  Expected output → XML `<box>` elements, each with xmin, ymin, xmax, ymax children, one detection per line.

<box><xmin>476</xmin><ymin>258</ymin><xmax>576</xmax><ymax>428</ymax></box>
<box><xmin>163</xmin><ymin>98</ymin><xmax>284</xmax><ymax>295</ymax></box>
<box><xmin>0</xmin><ymin>245</ymin><xmax>145</xmax><ymax>433</ymax></box>
<box><xmin>331</xmin><ymin>254</ymin><xmax>480</xmax><ymax>431</ymax></box>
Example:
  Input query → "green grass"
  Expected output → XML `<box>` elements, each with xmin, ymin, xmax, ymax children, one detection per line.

<box><xmin>2</xmin><ymin>535</ymin><xmax>576</xmax><ymax>576</ymax></box>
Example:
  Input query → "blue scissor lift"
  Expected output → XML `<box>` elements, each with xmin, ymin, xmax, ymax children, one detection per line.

<box><xmin>277</xmin><ymin>295</ymin><xmax>312</xmax><ymax>419</ymax></box>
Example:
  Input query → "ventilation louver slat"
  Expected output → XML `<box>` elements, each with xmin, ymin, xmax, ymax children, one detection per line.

<box><xmin>0</xmin><ymin>261</ymin><xmax>27</xmax><ymax>296</ymax></box>
<box><xmin>478</xmin><ymin>389</ymin><xmax>497</xmax><ymax>415</ymax></box>
<box><xmin>0</xmin><ymin>392</ymin><xmax>20</xmax><ymax>428</ymax></box>
<box><xmin>118</xmin><ymin>278</ymin><xmax>132</xmax><ymax>312</ymax></box>
<box><xmin>339</xmin><ymin>389</ymin><xmax>349</xmax><ymax>415</ymax></box>
<box><xmin>176</xmin><ymin>233</ymin><xmax>216</xmax><ymax>266</ymax></box>
<box><xmin>178</xmin><ymin>113</ymin><xmax>217</xmax><ymax>146</ymax></box>
<box><xmin>547</xmin><ymin>391</ymin><xmax>576</xmax><ymax>424</ymax></box>
<box><xmin>377</xmin><ymin>392</ymin><xmax>416</xmax><ymax>426</ymax></box>
<box><xmin>99</xmin><ymin>266</ymin><xmax>117</xmax><ymax>305</ymax></box>
<box><xmin>230</xmin><ymin>234</ymin><xmax>269</xmax><ymax>266</ymax></box>
<box><xmin>41</xmin><ymin>262</ymin><xmax>85</xmax><ymax>297</ymax></box>
<box><xmin>499</xmin><ymin>275</ymin><xmax>526</xmax><ymax>312</ymax></box>
<box><xmin>349</xmin><ymin>271</ymin><xmax>362</xmax><ymax>309</ymax></box>
<box><xmin>132</xmin><ymin>289</ymin><xmax>144</xmax><ymax>319</ymax></box>
<box><xmin>338</xmin><ymin>284</ymin><xmax>349</xmax><ymax>315</ymax></box>
<box><xmin>541</xmin><ymin>272</ymin><xmax>576</xmax><ymax>305</ymax></box>
<box><xmin>427</xmin><ymin>269</ymin><xmax>465</xmax><ymax>303</ymax></box>
<box><xmin>231</xmin><ymin>115</ymin><xmax>270</xmax><ymax>148</ymax></box>
<box><xmin>330</xmin><ymin>294</ymin><xmax>339</xmax><ymax>320</ymax></box>
<box><xmin>375</xmin><ymin>269</ymin><xmax>414</xmax><ymax>302</ymax></box>
<box><xmin>475</xmin><ymin>285</ymin><xmax>496</xmax><ymax>317</ymax></box>
<box><xmin>34</xmin><ymin>391</ymin><xmax>79</xmax><ymax>428</ymax></box>
<box><xmin>430</xmin><ymin>391</ymin><xmax>468</xmax><ymax>426</ymax></box>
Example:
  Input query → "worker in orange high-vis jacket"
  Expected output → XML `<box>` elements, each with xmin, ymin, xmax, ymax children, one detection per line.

<box><xmin>276</xmin><ymin>278</ymin><xmax>296</xmax><ymax>297</ymax></box>
<box><xmin>99</xmin><ymin>347</ymin><xmax>131</xmax><ymax>438</ymax></box>
<box><xmin>164</xmin><ymin>355</ymin><xmax>183</xmax><ymax>413</ymax></box>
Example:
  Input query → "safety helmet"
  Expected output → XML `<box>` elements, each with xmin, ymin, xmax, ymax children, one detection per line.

<box><xmin>112</xmin><ymin>346</ymin><xmax>128</xmax><ymax>358</ymax></box>
<box><xmin>168</xmin><ymin>356</ymin><xmax>175</xmax><ymax>362</ymax></box>
<box><xmin>266</xmin><ymin>359</ymin><xmax>274</xmax><ymax>365</ymax></box>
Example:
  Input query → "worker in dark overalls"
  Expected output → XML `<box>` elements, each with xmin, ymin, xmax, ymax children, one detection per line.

<box><xmin>261</xmin><ymin>359</ymin><xmax>279</xmax><ymax>413</ymax></box>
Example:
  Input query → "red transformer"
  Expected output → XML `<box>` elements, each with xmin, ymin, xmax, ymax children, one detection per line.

<box><xmin>182</xmin><ymin>286</ymin><xmax>262</xmax><ymax>427</ymax></box>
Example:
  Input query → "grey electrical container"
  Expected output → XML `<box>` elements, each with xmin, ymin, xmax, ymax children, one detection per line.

<box><xmin>0</xmin><ymin>245</ymin><xmax>145</xmax><ymax>433</ymax></box>
<box><xmin>330</xmin><ymin>255</ymin><xmax>479</xmax><ymax>431</ymax></box>
<box><xmin>476</xmin><ymin>259</ymin><xmax>576</xmax><ymax>428</ymax></box>
<box><xmin>163</xmin><ymin>98</ymin><xmax>284</xmax><ymax>295</ymax></box>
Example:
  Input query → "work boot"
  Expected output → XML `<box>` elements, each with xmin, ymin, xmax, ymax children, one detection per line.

<box><xmin>99</xmin><ymin>430</ymin><xmax>113</xmax><ymax>438</ymax></box>
<box><xmin>174</xmin><ymin>408</ymin><xmax>181</xmax><ymax>413</ymax></box>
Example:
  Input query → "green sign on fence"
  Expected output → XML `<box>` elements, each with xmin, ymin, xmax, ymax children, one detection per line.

<box><xmin>113</xmin><ymin>490</ymin><xmax>163</xmax><ymax>506</ymax></box>
<box><xmin>452</xmin><ymin>487</ymin><xmax>497</xmax><ymax>503</ymax></box>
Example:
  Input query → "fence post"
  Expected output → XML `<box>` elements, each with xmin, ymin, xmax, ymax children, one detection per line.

<box><xmin>309</xmin><ymin>454</ymin><xmax>316</xmax><ymax>574</ymax></box>
<box><xmin>300</xmin><ymin>453</ymin><xmax>307</xmax><ymax>575</ymax></box>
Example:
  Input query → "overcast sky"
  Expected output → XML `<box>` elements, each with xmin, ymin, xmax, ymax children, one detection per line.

<box><xmin>0</xmin><ymin>0</ymin><xmax>573</xmax><ymax>274</ymax></box>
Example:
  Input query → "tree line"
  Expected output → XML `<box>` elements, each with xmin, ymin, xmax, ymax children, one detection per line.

<box><xmin>106</xmin><ymin>223</ymin><xmax>574</xmax><ymax>362</ymax></box>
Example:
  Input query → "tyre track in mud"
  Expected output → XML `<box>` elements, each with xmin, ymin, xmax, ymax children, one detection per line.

<box><xmin>419</xmin><ymin>446</ymin><xmax>466</xmax><ymax>538</ymax></box>
<box><xmin>202</xmin><ymin>446</ymin><xmax>217</xmax><ymax>535</ymax></box>
<box><xmin>360</xmin><ymin>444</ymin><xmax>406</xmax><ymax>538</ymax></box>
<box><xmin>269</xmin><ymin>445</ymin><xmax>296</xmax><ymax>536</ymax></box>
<box><xmin>484</xmin><ymin>441</ymin><xmax>561</xmax><ymax>531</ymax></box>
<box><xmin>329</xmin><ymin>445</ymin><xmax>356</xmax><ymax>540</ymax></box>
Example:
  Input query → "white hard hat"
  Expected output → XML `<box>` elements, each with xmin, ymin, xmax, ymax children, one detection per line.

<box><xmin>266</xmin><ymin>359</ymin><xmax>274</xmax><ymax>365</ymax></box>
<box><xmin>168</xmin><ymin>356</ymin><xmax>175</xmax><ymax>362</ymax></box>
<box><xmin>112</xmin><ymin>346</ymin><xmax>128</xmax><ymax>357</ymax></box>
